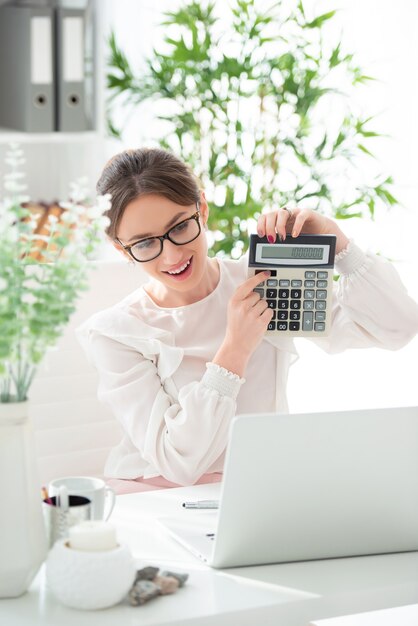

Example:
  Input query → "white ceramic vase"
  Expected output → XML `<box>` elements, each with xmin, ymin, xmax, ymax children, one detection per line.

<box><xmin>0</xmin><ymin>401</ymin><xmax>48</xmax><ymax>597</ymax></box>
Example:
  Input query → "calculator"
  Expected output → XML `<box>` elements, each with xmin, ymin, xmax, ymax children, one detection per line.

<box><xmin>248</xmin><ymin>234</ymin><xmax>337</xmax><ymax>336</ymax></box>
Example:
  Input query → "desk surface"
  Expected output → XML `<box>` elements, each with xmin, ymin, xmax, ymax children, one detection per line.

<box><xmin>1</xmin><ymin>483</ymin><xmax>418</xmax><ymax>626</ymax></box>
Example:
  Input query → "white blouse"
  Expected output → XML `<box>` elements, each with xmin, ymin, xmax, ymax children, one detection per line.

<box><xmin>76</xmin><ymin>242</ymin><xmax>418</xmax><ymax>485</ymax></box>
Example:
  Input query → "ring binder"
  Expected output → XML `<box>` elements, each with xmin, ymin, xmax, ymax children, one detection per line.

<box><xmin>0</xmin><ymin>5</ymin><xmax>54</xmax><ymax>132</ymax></box>
<box><xmin>55</xmin><ymin>7</ymin><xmax>91</xmax><ymax>132</ymax></box>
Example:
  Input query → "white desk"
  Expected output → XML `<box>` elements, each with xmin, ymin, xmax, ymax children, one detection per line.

<box><xmin>1</xmin><ymin>483</ymin><xmax>418</xmax><ymax>626</ymax></box>
<box><xmin>310</xmin><ymin>604</ymin><xmax>418</xmax><ymax>625</ymax></box>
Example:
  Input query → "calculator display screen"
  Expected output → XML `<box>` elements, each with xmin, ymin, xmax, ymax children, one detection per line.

<box><xmin>255</xmin><ymin>243</ymin><xmax>330</xmax><ymax>265</ymax></box>
<box><xmin>261</xmin><ymin>246</ymin><xmax>324</xmax><ymax>260</ymax></box>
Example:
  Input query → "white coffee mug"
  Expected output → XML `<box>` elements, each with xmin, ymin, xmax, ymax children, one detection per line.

<box><xmin>48</xmin><ymin>476</ymin><xmax>116</xmax><ymax>521</ymax></box>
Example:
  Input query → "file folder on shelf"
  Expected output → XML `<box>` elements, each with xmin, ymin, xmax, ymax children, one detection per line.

<box><xmin>55</xmin><ymin>7</ymin><xmax>91</xmax><ymax>132</ymax></box>
<box><xmin>0</xmin><ymin>5</ymin><xmax>54</xmax><ymax>132</ymax></box>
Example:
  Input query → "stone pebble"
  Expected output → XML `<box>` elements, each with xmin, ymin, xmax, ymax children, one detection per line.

<box><xmin>128</xmin><ymin>566</ymin><xmax>189</xmax><ymax>606</ymax></box>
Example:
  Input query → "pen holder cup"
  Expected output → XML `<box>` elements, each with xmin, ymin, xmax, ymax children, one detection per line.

<box><xmin>43</xmin><ymin>495</ymin><xmax>91</xmax><ymax>548</ymax></box>
<box><xmin>46</xmin><ymin>539</ymin><xmax>136</xmax><ymax>610</ymax></box>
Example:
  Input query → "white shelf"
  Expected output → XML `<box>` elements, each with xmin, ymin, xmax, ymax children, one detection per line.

<box><xmin>0</xmin><ymin>130</ymin><xmax>102</xmax><ymax>144</ymax></box>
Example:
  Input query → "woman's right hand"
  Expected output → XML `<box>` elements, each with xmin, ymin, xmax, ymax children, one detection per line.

<box><xmin>212</xmin><ymin>271</ymin><xmax>272</xmax><ymax>377</ymax></box>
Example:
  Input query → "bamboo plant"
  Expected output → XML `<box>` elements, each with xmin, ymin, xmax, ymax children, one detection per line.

<box><xmin>106</xmin><ymin>0</ymin><xmax>398</xmax><ymax>257</ymax></box>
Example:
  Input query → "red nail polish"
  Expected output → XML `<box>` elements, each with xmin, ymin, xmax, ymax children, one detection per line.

<box><xmin>267</xmin><ymin>235</ymin><xmax>275</xmax><ymax>243</ymax></box>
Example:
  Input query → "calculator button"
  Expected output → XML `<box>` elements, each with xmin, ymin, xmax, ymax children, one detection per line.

<box><xmin>277</xmin><ymin>322</ymin><xmax>288</xmax><ymax>331</ymax></box>
<box><xmin>316</xmin><ymin>290</ymin><xmax>327</xmax><ymax>300</ymax></box>
<box><xmin>316</xmin><ymin>280</ymin><xmax>328</xmax><ymax>288</ymax></box>
<box><xmin>303</xmin><ymin>300</ymin><xmax>314</xmax><ymax>310</ymax></box>
<box><xmin>279</xmin><ymin>289</ymin><xmax>289</xmax><ymax>299</ymax></box>
<box><xmin>302</xmin><ymin>311</ymin><xmax>314</xmax><ymax>331</ymax></box>
<box><xmin>278</xmin><ymin>299</ymin><xmax>288</xmax><ymax>309</ymax></box>
<box><xmin>291</xmin><ymin>289</ymin><xmax>301</xmax><ymax>299</ymax></box>
<box><xmin>267</xmin><ymin>321</ymin><xmax>276</xmax><ymax>331</ymax></box>
<box><xmin>317</xmin><ymin>271</ymin><xmax>328</xmax><ymax>279</ymax></box>
<box><xmin>291</xmin><ymin>280</ymin><xmax>302</xmax><ymax>288</ymax></box>
<box><xmin>267</xmin><ymin>299</ymin><xmax>276</xmax><ymax>309</ymax></box>
<box><xmin>253</xmin><ymin>288</ymin><xmax>264</xmax><ymax>297</ymax></box>
<box><xmin>269</xmin><ymin>270</ymin><xmax>277</xmax><ymax>277</ymax></box>
<box><xmin>289</xmin><ymin>322</ymin><xmax>300</xmax><ymax>331</ymax></box>
<box><xmin>304</xmin><ymin>290</ymin><xmax>315</xmax><ymax>299</ymax></box>
<box><xmin>315</xmin><ymin>311</ymin><xmax>326</xmax><ymax>321</ymax></box>
<box><xmin>304</xmin><ymin>280</ymin><xmax>315</xmax><ymax>288</ymax></box>
<box><xmin>305</xmin><ymin>271</ymin><xmax>316</xmax><ymax>279</ymax></box>
<box><xmin>290</xmin><ymin>311</ymin><xmax>300</xmax><ymax>320</ymax></box>
<box><xmin>315</xmin><ymin>300</ymin><xmax>327</xmax><ymax>310</ymax></box>
<box><xmin>255</xmin><ymin>270</ymin><xmax>264</xmax><ymax>275</ymax></box>
<box><xmin>290</xmin><ymin>300</ymin><xmax>301</xmax><ymax>310</ymax></box>
<box><xmin>271</xmin><ymin>310</ymin><xmax>276</xmax><ymax>320</ymax></box>
<box><xmin>314</xmin><ymin>322</ymin><xmax>326</xmax><ymax>332</ymax></box>
<box><xmin>266</xmin><ymin>279</ymin><xmax>278</xmax><ymax>287</ymax></box>
<box><xmin>279</xmin><ymin>279</ymin><xmax>290</xmax><ymax>287</ymax></box>
<box><xmin>278</xmin><ymin>311</ymin><xmax>288</xmax><ymax>320</ymax></box>
<box><xmin>266</xmin><ymin>288</ymin><xmax>277</xmax><ymax>298</ymax></box>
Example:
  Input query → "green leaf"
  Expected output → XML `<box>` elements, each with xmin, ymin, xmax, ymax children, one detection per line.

<box><xmin>357</xmin><ymin>143</ymin><xmax>375</xmax><ymax>157</ymax></box>
<box><xmin>329</xmin><ymin>43</ymin><xmax>341</xmax><ymax>68</ymax></box>
<box><xmin>375</xmin><ymin>188</ymin><xmax>399</xmax><ymax>206</ymax></box>
<box><xmin>304</xmin><ymin>11</ymin><xmax>337</xmax><ymax>29</ymax></box>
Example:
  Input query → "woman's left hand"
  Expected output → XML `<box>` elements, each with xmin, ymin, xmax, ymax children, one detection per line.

<box><xmin>257</xmin><ymin>207</ymin><xmax>350</xmax><ymax>255</ymax></box>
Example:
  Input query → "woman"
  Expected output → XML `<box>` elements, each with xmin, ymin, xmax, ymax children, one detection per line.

<box><xmin>77</xmin><ymin>147</ymin><xmax>418</xmax><ymax>488</ymax></box>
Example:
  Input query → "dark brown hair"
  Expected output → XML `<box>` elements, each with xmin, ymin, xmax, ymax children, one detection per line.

<box><xmin>96</xmin><ymin>147</ymin><xmax>201</xmax><ymax>239</ymax></box>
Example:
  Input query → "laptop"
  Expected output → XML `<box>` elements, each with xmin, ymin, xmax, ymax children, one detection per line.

<box><xmin>159</xmin><ymin>406</ymin><xmax>418</xmax><ymax>568</ymax></box>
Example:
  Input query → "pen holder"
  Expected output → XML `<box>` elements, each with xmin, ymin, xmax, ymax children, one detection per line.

<box><xmin>46</xmin><ymin>539</ymin><xmax>136</xmax><ymax>610</ymax></box>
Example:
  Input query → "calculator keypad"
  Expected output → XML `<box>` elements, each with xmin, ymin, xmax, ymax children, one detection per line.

<box><xmin>254</xmin><ymin>269</ymin><xmax>331</xmax><ymax>336</ymax></box>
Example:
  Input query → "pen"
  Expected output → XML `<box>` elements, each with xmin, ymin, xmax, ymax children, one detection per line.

<box><xmin>182</xmin><ymin>500</ymin><xmax>219</xmax><ymax>509</ymax></box>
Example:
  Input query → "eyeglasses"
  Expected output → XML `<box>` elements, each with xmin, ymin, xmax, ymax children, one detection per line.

<box><xmin>116</xmin><ymin>204</ymin><xmax>202</xmax><ymax>263</ymax></box>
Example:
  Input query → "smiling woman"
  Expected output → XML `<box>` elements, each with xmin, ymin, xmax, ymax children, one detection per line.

<box><xmin>76</xmin><ymin>146</ymin><xmax>418</xmax><ymax>488</ymax></box>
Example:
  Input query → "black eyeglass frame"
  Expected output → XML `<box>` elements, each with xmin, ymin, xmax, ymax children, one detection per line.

<box><xmin>115</xmin><ymin>203</ymin><xmax>202</xmax><ymax>263</ymax></box>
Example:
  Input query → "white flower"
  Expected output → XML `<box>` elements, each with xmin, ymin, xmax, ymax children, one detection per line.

<box><xmin>96</xmin><ymin>193</ymin><xmax>112</xmax><ymax>214</ymax></box>
<box><xmin>48</xmin><ymin>214</ymin><xmax>59</xmax><ymax>224</ymax></box>
<box><xmin>72</xmin><ymin>205</ymin><xmax>86</xmax><ymax>216</ymax></box>
<box><xmin>4</xmin><ymin>180</ymin><xmax>28</xmax><ymax>193</ymax></box>
<box><xmin>6</xmin><ymin>229</ymin><xmax>19</xmax><ymax>243</ymax></box>
<box><xmin>70</xmin><ymin>178</ymin><xmax>89</xmax><ymax>203</ymax></box>
<box><xmin>86</xmin><ymin>205</ymin><xmax>105</xmax><ymax>219</ymax></box>
<box><xmin>5</xmin><ymin>157</ymin><xmax>25</xmax><ymax>167</ymax></box>
<box><xmin>21</xmin><ymin>293</ymin><xmax>36</xmax><ymax>305</ymax></box>
<box><xmin>59</xmin><ymin>201</ymin><xmax>74</xmax><ymax>211</ymax></box>
<box><xmin>3</xmin><ymin>194</ymin><xmax>30</xmax><ymax>207</ymax></box>
<box><xmin>4</xmin><ymin>171</ymin><xmax>26</xmax><ymax>181</ymax></box>
<box><xmin>97</xmin><ymin>215</ymin><xmax>111</xmax><ymax>229</ymax></box>
<box><xmin>62</xmin><ymin>244</ymin><xmax>77</xmax><ymax>256</ymax></box>
<box><xmin>8</xmin><ymin>142</ymin><xmax>24</xmax><ymax>154</ymax></box>
<box><xmin>60</xmin><ymin>211</ymin><xmax>77</xmax><ymax>224</ymax></box>
<box><xmin>0</xmin><ymin>277</ymin><xmax>8</xmax><ymax>291</ymax></box>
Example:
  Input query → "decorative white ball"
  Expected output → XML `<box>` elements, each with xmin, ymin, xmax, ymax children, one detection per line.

<box><xmin>46</xmin><ymin>539</ymin><xmax>136</xmax><ymax>610</ymax></box>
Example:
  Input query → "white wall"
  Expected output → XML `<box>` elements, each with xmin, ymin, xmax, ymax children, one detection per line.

<box><xmin>104</xmin><ymin>0</ymin><xmax>418</xmax><ymax>411</ymax></box>
<box><xmin>288</xmin><ymin>0</ymin><xmax>418</xmax><ymax>412</ymax></box>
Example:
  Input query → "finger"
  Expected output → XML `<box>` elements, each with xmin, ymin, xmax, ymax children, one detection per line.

<box><xmin>246</xmin><ymin>291</ymin><xmax>262</xmax><ymax>308</ymax></box>
<box><xmin>265</xmin><ymin>212</ymin><xmax>279</xmax><ymax>243</ymax></box>
<box><xmin>252</xmin><ymin>298</ymin><xmax>270</xmax><ymax>316</ymax></box>
<box><xmin>257</xmin><ymin>213</ymin><xmax>267</xmax><ymax>238</ymax></box>
<box><xmin>274</xmin><ymin>207</ymin><xmax>297</xmax><ymax>241</ymax></box>
<box><xmin>236</xmin><ymin>271</ymin><xmax>270</xmax><ymax>299</ymax></box>
<box><xmin>260</xmin><ymin>306</ymin><xmax>274</xmax><ymax>324</ymax></box>
<box><xmin>290</xmin><ymin>208</ymin><xmax>310</xmax><ymax>238</ymax></box>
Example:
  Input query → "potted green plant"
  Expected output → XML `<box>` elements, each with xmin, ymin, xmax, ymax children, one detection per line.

<box><xmin>0</xmin><ymin>143</ymin><xmax>111</xmax><ymax>597</ymax></box>
<box><xmin>106</xmin><ymin>0</ymin><xmax>398</xmax><ymax>257</ymax></box>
